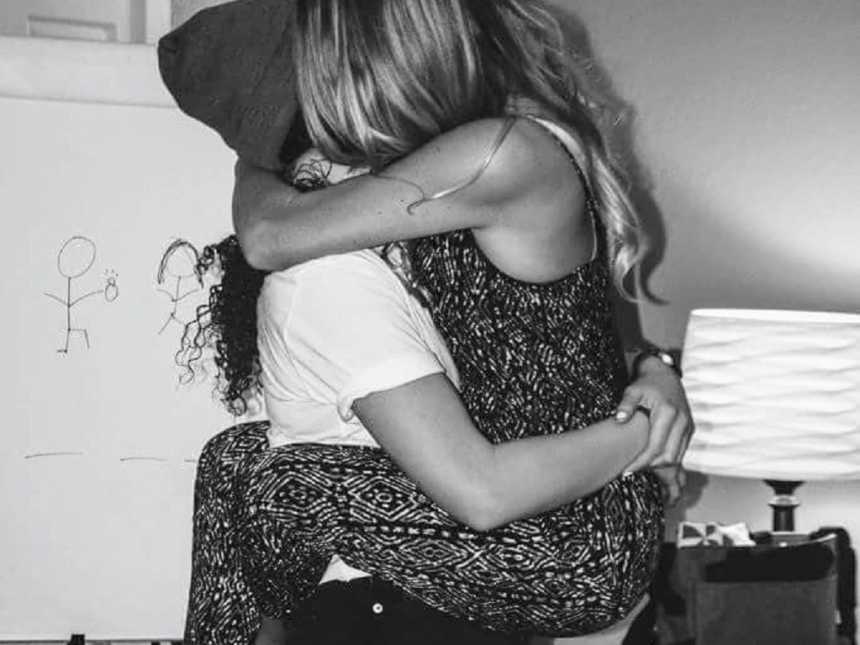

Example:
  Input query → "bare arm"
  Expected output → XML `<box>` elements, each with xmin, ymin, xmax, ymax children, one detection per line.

<box><xmin>354</xmin><ymin>374</ymin><xmax>649</xmax><ymax>532</ymax></box>
<box><xmin>233</xmin><ymin>119</ymin><xmax>538</xmax><ymax>271</ymax></box>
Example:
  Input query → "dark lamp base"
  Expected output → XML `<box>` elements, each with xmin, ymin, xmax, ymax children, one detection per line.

<box><xmin>764</xmin><ymin>479</ymin><xmax>803</xmax><ymax>533</ymax></box>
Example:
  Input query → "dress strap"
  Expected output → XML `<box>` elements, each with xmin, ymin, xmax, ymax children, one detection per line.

<box><xmin>522</xmin><ymin>115</ymin><xmax>603</xmax><ymax>262</ymax></box>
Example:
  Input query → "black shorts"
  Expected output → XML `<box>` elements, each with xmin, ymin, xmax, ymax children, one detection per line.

<box><xmin>283</xmin><ymin>577</ymin><xmax>528</xmax><ymax>645</ymax></box>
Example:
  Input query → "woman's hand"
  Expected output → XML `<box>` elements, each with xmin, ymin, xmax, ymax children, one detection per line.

<box><xmin>650</xmin><ymin>464</ymin><xmax>686</xmax><ymax>506</ymax></box>
<box><xmin>615</xmin><ymin>355</ymin><xmax>694</xmax><ymax>473</ymax></box>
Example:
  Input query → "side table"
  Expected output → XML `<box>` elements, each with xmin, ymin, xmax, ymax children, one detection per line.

<box><xmin>651</xmin><ymin>529</ymin><xmax>853</xmax><ymax>645</ymax></box>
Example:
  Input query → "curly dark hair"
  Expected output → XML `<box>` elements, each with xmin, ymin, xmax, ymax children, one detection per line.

<box><xmin>173</xmin><ymin>111</ymin><xmax>428</xmax><ymax>415</ymax></box>
<box><xmin>177</xmin><ymin>235</ymin><xmax>267</xmax><ymax>416</ymax></box>
<box><xmin>175</xmin><ymin>113</ymin><xmax>316</xmax><ymax>416</ymax></box>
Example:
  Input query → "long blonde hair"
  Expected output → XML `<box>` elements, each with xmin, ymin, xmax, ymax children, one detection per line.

<box><xmin>293</xmin><ymin>0</ymin><xmax>647</xmax><ymax>298</ymax></box>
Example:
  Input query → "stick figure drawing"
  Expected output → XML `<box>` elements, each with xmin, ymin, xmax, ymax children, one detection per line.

<box><xmin>156</xmin><ymin>239</ymin><xmax>203</xmax><ymax>334</ymax></box>
<box><xmin>44</xmin><ymin>236</ymin><xmax>119</xmax><ymax>353</ymax></box>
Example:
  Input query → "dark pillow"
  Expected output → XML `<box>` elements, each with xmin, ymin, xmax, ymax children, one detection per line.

<box><xmin>158</xmin><ymin>0</ymin><xmax>298</xmax><ymax>170</ymax></box>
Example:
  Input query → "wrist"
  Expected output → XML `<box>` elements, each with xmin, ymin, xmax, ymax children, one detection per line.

<box><xmin>631</xmin><ymin>344</ymin><xmax>681</xmax><ymax>378</ymax></box>
<box><xmin>637</xmin><ymin>354</ymin><xmax>672</xmax><ymax>375</ymax></box>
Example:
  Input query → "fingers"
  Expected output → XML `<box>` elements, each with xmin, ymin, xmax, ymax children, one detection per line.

<box><xmin>625</xmin><ymin>403</ymin><xmax>694</xmax><ymax>472</ymax></box>
<box><xmin>679</xmin><ymin>419</ymin><xmax>694</xmax><ymax>460</ymax></box>
<box><xmin>664</xmin><ymin>478</ymin><xmax>680</xmax><ymax>506</ymax></box>
<box><xmin>653</xmin><ymin>415</ymin><xmax>688</xmax><ymax>467</ymax></box>
<box><xmin>650</xmin><ymin>465</ymin><xmax>683</xmax><ymax>506</ymax></box>
<box><xmin>624</xmin><ymin>403</ymin><xmax>675</xmax><ymax>473</ymax></box>
<box><xmin>656</xmin><ymin>408</ymin><xmax>695</xmax><ymax>467</ymax></box>
<box><xmin>614</xmin><ymin>387</ymin><xmax>643</xmax><ymax>423</ymax></box>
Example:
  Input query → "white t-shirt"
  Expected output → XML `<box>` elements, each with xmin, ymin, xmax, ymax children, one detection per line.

<box><xmin>256</xmin><ymin>249</ymin><xmax>459</xmax><ymax>581</ymax></box>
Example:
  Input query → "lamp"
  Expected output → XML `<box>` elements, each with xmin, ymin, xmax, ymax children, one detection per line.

<box><xmin>681</xmin><ymin>308</ymin><xmax>860</xmax><ymax>532</ymax></box>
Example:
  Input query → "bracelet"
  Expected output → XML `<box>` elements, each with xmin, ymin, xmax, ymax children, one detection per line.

<box><xmin>631</xmin><ymin>343</ymin><xmax>681</xmax><ymax>377</ymax></box>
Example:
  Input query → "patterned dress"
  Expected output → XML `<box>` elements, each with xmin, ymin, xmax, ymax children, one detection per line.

<box><xmin>184</xmin><ymin>123</ymin><xmax>664</xmax><ymax>643</ymax></box>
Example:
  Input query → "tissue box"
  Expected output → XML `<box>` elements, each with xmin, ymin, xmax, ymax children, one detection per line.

<box><xmin>677</xmin><ymin>521</ymin><xmax>755</xmax><ymax>548</ymax></box>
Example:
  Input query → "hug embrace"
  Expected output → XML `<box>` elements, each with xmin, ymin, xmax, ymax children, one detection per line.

<box><xmin>159</xmin><ymin>1</ymin><xmax>693</xmax><ymax>644</ymax></box>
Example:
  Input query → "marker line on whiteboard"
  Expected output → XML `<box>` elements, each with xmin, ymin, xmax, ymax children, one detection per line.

<box><xmin>25</xmin><ymin>451</ymin><xmax>85</xmax><ymax>459</ymax></box>
<box><xmin>119</xmin><ymin>456</ymin><xmax>169</xmax><ymax>463</ymax></box>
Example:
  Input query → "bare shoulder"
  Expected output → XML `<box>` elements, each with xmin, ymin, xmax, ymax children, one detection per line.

<box><xmin>389</xmin><ymin>117</ymin><xmax>575</xmax><ymax>210</ymax></box>
<box><xmin>432</xmin><ymin>117</ymin><xmax>566</xmax><ymax>164</ymax></box>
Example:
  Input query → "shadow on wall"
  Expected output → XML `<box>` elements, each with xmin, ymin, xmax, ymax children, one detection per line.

<box><xmin>546</xmin><ymin>0</ymin><xmax>669</xmax><ymax>346</ymax></box>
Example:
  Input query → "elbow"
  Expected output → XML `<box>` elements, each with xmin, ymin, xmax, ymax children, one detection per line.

<box><xmin>232</xmin><ymin>162</ymin><xmax>308</xmax><ymax>271</ymax></box>
<box><xmin>460</xmin><ymin>510</ymin><xmax>504</xmax><ymax>533</ymax></box>
<box><xmin>235</xmin><ymin>220</ymin><xmax>289</xmax><ymax>272</ymax></box>
<box><xmin>233</xmin><ymin>197</ymin><xmax>299</xmax><ymax>272</ymax></box>
<box><xmin>236</xmin><ymin>223</ymin><xmax>273</xmax><ymax>271</ymax></box>
<box><xmin>449</xmin><ymin>486</ymin><xmax>509</xmax><ymax>532</ymax></box>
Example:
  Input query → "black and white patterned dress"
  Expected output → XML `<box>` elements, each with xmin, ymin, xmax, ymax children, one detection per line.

<box><xmin>184</xmin><ymin>122</ymin><xmax>664</xmax><ymax>643</ymax></box>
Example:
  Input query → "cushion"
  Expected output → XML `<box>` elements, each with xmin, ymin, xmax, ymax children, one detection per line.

<box><xmin>158</xmin><ymin>0</ymin><xmax>298</xmax><ymax>170</ymax></box>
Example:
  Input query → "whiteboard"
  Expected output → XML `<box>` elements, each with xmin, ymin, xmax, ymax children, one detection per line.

<box><xmin>0</xmin><ymin>93</ymin><xmax>239</xmax><ymax>639</ymax></box>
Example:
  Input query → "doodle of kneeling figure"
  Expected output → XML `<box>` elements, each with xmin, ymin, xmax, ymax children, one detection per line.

<box><xmin>44</xmin><ymin>236</ymin><xmax>119</xmax><ymax>354</ymax></box>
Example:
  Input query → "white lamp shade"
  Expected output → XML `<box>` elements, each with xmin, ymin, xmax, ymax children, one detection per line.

<box><xmin>681</xmin><ymin>309</ymin><xmax>860</xmax><ymax>480</ymax></box>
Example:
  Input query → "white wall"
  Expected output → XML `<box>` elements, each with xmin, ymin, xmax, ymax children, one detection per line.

<box><xmin>557</xmin><ymin>0</ymin><xmax>860</xmax><ymax>611</ymax></box>
<box><xmin>0</xmin><ymin>1</ymin><xmax>138</xmax><ymax>41</ymax></box>
<box><xmin>0</xmin><ymin>0</ymin><xmax>171</xmax><ymax>44</ymax></box>
<box><xmin>170</xmin><ymin>0</ymin><xmax>225</xmax><ymax>29</ymax></box>
<box><xmin>0</xmin><ymin>42</ymin><xmax>236</xmax><ymax>639</ymax></box>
